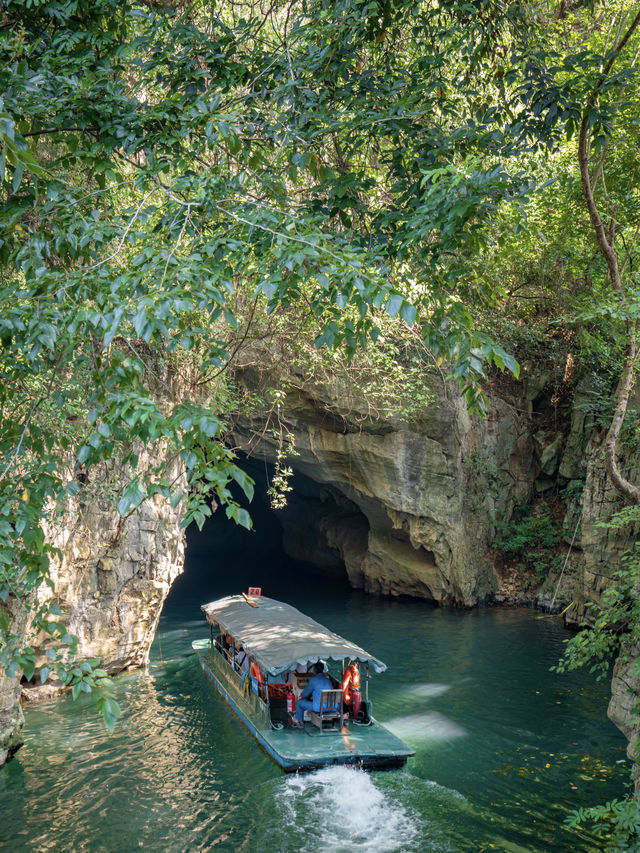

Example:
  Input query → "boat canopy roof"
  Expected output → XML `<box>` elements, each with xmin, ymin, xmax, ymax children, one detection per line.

<box><xmin>201</xmin><ymin>595</ymin><xmax>387</xmax><ymax>676</ymax></box>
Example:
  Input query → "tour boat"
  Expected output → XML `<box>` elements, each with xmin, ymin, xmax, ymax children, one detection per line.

<box><xmin>192</xmin><ymin>590</ymin><xmax>415</xmax><ymax>772</ymax></box>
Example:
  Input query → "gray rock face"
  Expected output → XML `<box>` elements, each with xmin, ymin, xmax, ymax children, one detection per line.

<box><xmin>42</xmin><ymin>450</ymin><xmax>186</xmax><ymax>674</ymax></box>
<box><xmin>230</xmin><ymin>372</ymin><xmax>532</xmax><ymax>607</ymax></box>
<box><xmin>609</xmin><ymin>641</ymin><xmax>640</xmax><ymax>782</ymax></box>
<box><xmin>1</xmin><ymin>444</ymin><xmax>187</xmax><ymax>768</ymax></box>
<box><xmin>0</xmin><ymin>668</ymin><xmax>23</xmax><ymax>766</ymax></box>
<box><xmin>570</xmin><ymin>434</ymin><xmax>640</xmax><ymax>786</ymax></box>
<box><xmin>0</xmin><ymin>593</ymin><xmax>32</xmax><ymax>765</ymax></box>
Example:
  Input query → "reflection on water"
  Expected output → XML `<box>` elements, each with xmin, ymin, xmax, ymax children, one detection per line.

<box><xmin>406</xmin><ymin>683</ymin><xmax>452</xmax><ymax>699</ymax></box>
<box><xmin>385</xmin><ymin>711</ymin><xmax>467</xmax><ymax>742</ymax></box>
<box><xmin>0</xmin><ymin>561</ymin><xmax>631</xmax><ymax>852</ymax></box>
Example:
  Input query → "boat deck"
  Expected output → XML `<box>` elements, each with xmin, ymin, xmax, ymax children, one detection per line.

<box><xmin>258</xmin><ymin>716</ymin><xmax>414</xmax><ymax>771</ymax></box>
<box><xmin>193</xmin><ymin>639</ymin><xmax>414</xmax><ymax>771</ymax></box>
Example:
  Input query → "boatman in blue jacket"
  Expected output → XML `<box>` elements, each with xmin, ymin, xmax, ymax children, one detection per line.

<box><xmin>293</xmin><ymin>661</ymin><xmax>332</xmax><ymax>727</ymax></box>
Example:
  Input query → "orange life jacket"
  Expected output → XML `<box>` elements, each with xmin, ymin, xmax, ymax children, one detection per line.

<box><xmin>250</xmin><ymin>662</ymin><xmax>263</xmax><ymax>684</ymax></box>
<box><xmin>342</xmin><ymin>662</ymin><xmax>360</xmax><ymax>704</ymax></box>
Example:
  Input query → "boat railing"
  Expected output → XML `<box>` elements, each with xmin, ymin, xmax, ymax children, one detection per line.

<box><xmin>211</xmin><ymin>639</ymin><xmax>270</xmax><ymax>706</ymax></box>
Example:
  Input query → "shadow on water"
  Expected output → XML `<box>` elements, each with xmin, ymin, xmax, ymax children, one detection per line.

<box><xmin>0</xmin><ymin>485</ymin><xmax>632</xmax><ymax>852</ymax></box>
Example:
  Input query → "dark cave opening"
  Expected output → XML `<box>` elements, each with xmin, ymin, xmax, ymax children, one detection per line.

<box><xmin>166</xmin><ymin>455</ymin><xmax>371</xmax><ymax>606</ymax></box>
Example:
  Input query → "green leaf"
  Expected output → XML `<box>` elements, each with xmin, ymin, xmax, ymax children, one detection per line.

<box><xmin>235</xmin><ymin>508</ymin><xmax>252</xmax><ymax>530</ymax></box>
<box><xmin>385</xmin><ymin>294</ymin><xmax>403</xmax><ymax>319</ymax></box>
<box><xmin>12</xmin><ymin>161</ymin><xmax>24</xmax><ymax>194</ymax></box>
<box><xmin>400</xmin><ymin>303</ymin><xmax>417</xmax><ymax>326</ymax></box>
<box><xmin>21</xmin><ymin>659</ymin><xmax>35</xmax><ymax>681</ymax></box>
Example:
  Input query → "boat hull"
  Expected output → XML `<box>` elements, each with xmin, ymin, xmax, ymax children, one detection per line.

<box><xmin>193</xmin><ymin>639</ymin><xmax>414</xmax><ymax>772</ymax></box>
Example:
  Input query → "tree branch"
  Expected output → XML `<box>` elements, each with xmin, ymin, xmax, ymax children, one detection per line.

<box><xmin>578</xmin><ymin>5</ymin><xmax>640</xmax><ymax>502</ymax></box>
<box><xmin>605</xmin><ymin>332</ymin><xmax>640</xmax><ymax>502</ymax></box>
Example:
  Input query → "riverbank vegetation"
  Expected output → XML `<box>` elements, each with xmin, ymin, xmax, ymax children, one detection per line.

<box><xmin>2</xmin><ymin>0</ymin><xmax>640</xmax><ymax>846</ymax></box>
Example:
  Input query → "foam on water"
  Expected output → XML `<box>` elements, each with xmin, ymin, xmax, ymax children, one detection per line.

<box><xmin>276</xmin><ymin>766</ymin><xmax>419</xmax><ymax>852</ymax></box>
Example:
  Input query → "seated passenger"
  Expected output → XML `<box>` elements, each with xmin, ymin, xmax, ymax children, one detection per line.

<box><xmin>235</xmin><ymin>646</ymin><xmax>249</xmax><ymax>673</ymax></box>
<box><xmin>221</xmin><ymin>633</ymin><xmax>233</xmax><ymax>661</ymax></box>
<box><xmin>292</xmin><ymin>661</ymin><xmax>332</xmax><ymax>727</ymax></box>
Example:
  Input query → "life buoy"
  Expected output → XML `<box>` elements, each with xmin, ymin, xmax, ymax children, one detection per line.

<box><xmin>250</xmin><ymin>662</ymin><xmax>263</xmax><ymax>684</ymax></box>
<box><xmin>342</xmin><ymin>662</ymin><xmax>360</xmax><ymax>704</ymax></box>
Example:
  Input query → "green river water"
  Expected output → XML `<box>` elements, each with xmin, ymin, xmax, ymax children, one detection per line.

<box><xmin>0</xmin><ymin>516</ymin><xmax>632</xmax><ymax>853</ymax></box>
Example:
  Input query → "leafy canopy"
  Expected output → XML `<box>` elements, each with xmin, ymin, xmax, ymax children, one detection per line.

<box><xmin>3</xmin><ymin>0</ymin><xmax>629</xmax><ymax>729</ymax></box>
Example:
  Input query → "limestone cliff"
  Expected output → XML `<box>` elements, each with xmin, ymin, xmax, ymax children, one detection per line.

<box><xmin>231</xmin><ymin>372</ymin><xmax>490</xmax><ymax>605</ymax></box>
<box><xmin>0</xmin><ymin>670</ymin><xmax>23</xmax><ymax>766</ymax></box>
<box><xmin>567</xmin><ymin>418</ymin><xmax>640</xmax><ymax>788</ymax></box>
<box><xmin>0</xmin><ymin>593</ymin><xmax>31</xmax><ymax>765</ymax></box>
<box><xmin>608</xmin><ymin>640</ymin><xmax>640</xmax><ymax>790</ymax></box>
<box><xmin>229</xmin><ymin>361</ymin><xmax>575</xmax><ymax>609</ymax></box>
<box><xmin>0</xmin><ymin>445</ymin><xmax>186</xmax><ymax>769</ymax></box>
<box><xmin>41</xmin><ymin>447</ymin><xmax>186</xmax><ymax>674</ymax></box>
<box><xmin>1</xmin><ymin>442</ymin><xmax>187</xmax><ymax>764</ymax></box>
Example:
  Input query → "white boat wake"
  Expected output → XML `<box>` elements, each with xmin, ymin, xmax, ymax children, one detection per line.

<box><xmin>277</xmin><ymin>765</ymin><xmax>419</xmax><ymax>852</ymax></box>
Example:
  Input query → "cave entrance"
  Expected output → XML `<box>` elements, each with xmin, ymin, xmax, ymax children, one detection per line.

<box><xmin>166</xmin><ymin>456</ymin><xmax>370</xmax><ymax>608</ymax></box>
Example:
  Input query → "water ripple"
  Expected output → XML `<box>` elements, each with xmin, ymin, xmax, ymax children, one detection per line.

<box><xmin>0</xmin><ymin>597</ymin><xmax>629</xmax><ymax>853</ymax></box>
